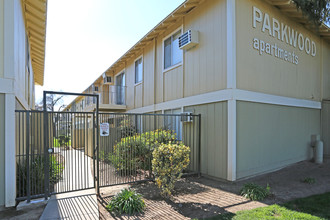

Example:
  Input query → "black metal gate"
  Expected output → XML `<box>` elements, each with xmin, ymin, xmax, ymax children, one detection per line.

<box><xmin>15</xmin><ymin>91</ymin><xmax>99</xmax><ymax>202</ymax></box>
<box><xmin>15</xmin><ymin>91</ymin><xmax>201</xmax><ymax>202</ymax></box>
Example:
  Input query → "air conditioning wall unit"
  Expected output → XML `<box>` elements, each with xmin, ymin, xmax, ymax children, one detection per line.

<box><xmin>180</xmin><ymin>112</ymin><xmax>193</xmax><ymax>123</ymax></box>
<box><xmin>102</xmin><ymin>73</ymin><xmax>113</xmax><ymax>84</ymax></box>
<box><xmin>179</xmin><ymin>30</ymin><xmax>199</xmax><ymax>50</ymax></box>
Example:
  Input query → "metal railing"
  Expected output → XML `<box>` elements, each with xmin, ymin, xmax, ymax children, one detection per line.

<box><xmin>71</xmin><ymin>86</ymin><xmax>126</xmax><ymax>112</ymax></box>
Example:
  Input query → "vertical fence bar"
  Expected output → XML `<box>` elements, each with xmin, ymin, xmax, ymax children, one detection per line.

<box><xmin>93</xmin><ymin>113</ymin><xmax>96</xmax><ymax>188</ymax></box>
<box><xmin>96</xmin><ymin>94</ymin><xmax>100</xmax><ymax>195</ymax></box>
<box><xmin>26</xmin><ymin>111</ymin><xmax>31</xmax><ymax>203</ymax></box>
<box><xmin>43</xmin><ymin>92</ymin><xmax>50</xmax><ymax>199</ymax></box>
<box><xmin>198</xmin><ymin>114</ymin><xmax>201</xmax><ymax>176</ymax></box>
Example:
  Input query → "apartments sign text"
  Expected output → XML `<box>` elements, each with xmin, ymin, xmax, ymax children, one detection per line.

<box><xmin>252</xmin><ymin>6</ymin><xmax>316</xmax><ymax>65</ymax></box>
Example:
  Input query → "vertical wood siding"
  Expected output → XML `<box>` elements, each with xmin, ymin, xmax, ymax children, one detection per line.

<box><xmin>184</xmin><ymin>0</ymin><xmax>227</xmax><ymax>97</ymax></box>
<box><xmin>0</xmin><ymin>0</ymin><xmax>3</xmax><ymax>78</ymax></box>
<box><xmin>322</xmin><ymin>101</ymin><xmax>330</xmax><ymax>155</ymax></box>
<box><xmin>185</xmin><ymin>101</ymin><xmax>228</xmax><ymax>179</ymax></box>
<box><xmin>0</xmin><ymin>94</ymin><xmax>5</xmax><ymax>206</ymax></box>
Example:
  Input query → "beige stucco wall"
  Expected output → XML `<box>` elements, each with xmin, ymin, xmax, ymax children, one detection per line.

<box><xmin>0</xmin><ymin>94</ymin><xmax>5</xmax><ymax>206</ymax></box>
<box><xmin>236</xmin><ymin>0</ymin><xmax>323</xmax><ymax>101</ymax></box>
<box><xmin>184</xmin><ymin>101</ymin><xmax>228</xmax><ymax>180</ymax></box>
<box><xmin>236</xmin><ymin>101</ymin><xmax>320</xmax><ymax>179</ymax></box>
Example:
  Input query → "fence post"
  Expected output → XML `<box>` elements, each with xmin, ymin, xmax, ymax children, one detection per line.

<box><xmin>96</xmin><ymin>94</ymin><xmax>100</xmax><ymax>196</ymax></box>
<box><xmin>26</xmin><ymin>111</ymin><xmax>31</xmax><ymax>203</ymax></box>
<box><xmin>198</xmin><ymin>114</ymin><xmax>202</xmax><ymax>177</ymax></box>
<box><xmin>43</xmin><ymin>91</ymin><xmax>50</xmax><ymax>199</ymax></box>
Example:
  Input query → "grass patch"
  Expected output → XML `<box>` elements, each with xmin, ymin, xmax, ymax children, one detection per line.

<box><xmin>283</xmin><ymin>192</ymin><xmax>330</xmax><ymax>219</ymax></box>
<box><xmin>240</xmin><ymin>183</ymin><xmax>270</xmax><ymax>201</ymax></box>
<box><xmin>200</xmin><ymin>192</ymin><xmax>330</xmax><ymax>220</ymax></box>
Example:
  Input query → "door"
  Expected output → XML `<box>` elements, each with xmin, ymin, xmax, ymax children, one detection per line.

<box><xmin>115</xmin><ymin>72</ymin><xmax>125</xmax><ymax>105</ymax></box>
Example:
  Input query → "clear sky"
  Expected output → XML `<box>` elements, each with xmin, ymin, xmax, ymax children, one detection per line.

<box><xmin>35</xmin><ymin>0</ymin><xmax>185</xmax><ymax>106</ymax></box>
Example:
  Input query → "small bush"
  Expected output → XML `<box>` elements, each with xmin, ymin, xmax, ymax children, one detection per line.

<box><xmin>54</xmin><ymin>136</ymin><xmax>71</xmax><ymax>148</ymax></box>
<box><xmin>152</xmin><ymin>143</ymin><xmax>190</xmax><ymax>198</ymax></box>
<box><xmin>118</xmin><ymin>119</ymin><xmax>136</xmax><ymax>138</ymax></box>
<box><xmin>301</xmin><ymin>177</ymin><xmax>316</xmax><ymax>184</ymax></box>
<box><xmin>16</xmin><ymin>155</ymin><xmax>64</xmax><ymax>197</ymax></box>
<box><xmin>240</xmin><ymin>183</ymin><xmax>270</xmax><ymax>201</ymax></box>
<box><xmin>110</xmin><ymin>129</ymin><xmax>177</xmax><ymax>173</ymax></box>
<box><xmin>106</xmin><ymin>188</ymin><xmax>145</xmax><ymax>215</ymax></box>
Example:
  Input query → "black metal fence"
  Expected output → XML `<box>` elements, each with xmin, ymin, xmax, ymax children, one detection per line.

<box><xmin>16</xmin><ymin>111</ymin><xmax>45</xmax><ymax>201</ymax></box>
<box><xmin>15</xmin><ymin>110</ymin><xmax>97</xmax><ymax>201</ymax></box>
<box><xmin>97</xmin><ymin>113</ymin><xmax>201</xmax><ymax>188</ymax></box>
<box><xmin>15</xmin><ymin>92</ymin><xmax>201</xmax><ymax>202</ymax></box>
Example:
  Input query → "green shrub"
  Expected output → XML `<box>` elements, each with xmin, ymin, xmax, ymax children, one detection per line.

<box><xmin>54</xmin><ymin>136</ymin><xmax>71</xmax><ymax>148</ymax></box>
<box><xmin>106</xmin><ymin>188</ymin><xmax>145</xmax><ymax>215</ymax></box>
<box><xmin>16</xmin><ymin>155</ymin><xmax>64</xmax><ymax>197</ymax></box>
<box><xmin>110</xmin><ymin>129</ymin><xmax>177</xmax><ymax>173</ymax></box>
<box><xmin>240</xmin><ymin>183</ymin><xmax>270</xmax><ymax>201</ymax></box>
<box><xmin>118</xmin><ymin>119</ymin><xmax>136</xmax><ymax>138</ymax></box>
<box><xmin>152</xmin><ymin>143</ymin><xmax>190</xmax><ymax>198</ymax></box>
<box><xmin>301</xmin><ymin>177</ymin><xmax>316</xmax><ymax>184</ymax></box>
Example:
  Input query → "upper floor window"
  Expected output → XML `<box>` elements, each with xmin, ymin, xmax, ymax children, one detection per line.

<box><xmin>135</xmin><ymin>57</ymin><xmax>143</xmax><ymax>84</ymax></box>
<box><xmin>164</xmin><ymin>29</ymin><xmax>182</xmax><ymax>70</ymax></box>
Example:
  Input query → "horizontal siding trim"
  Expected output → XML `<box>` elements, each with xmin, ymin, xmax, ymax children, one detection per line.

<box><xmin>235</xmin><ymin>89</ymin><xmax>321</xmax><ymax>109</ymax></box>
<box><xmin>127</xmin><ymin>89</ymin><xmax>321</xmax><ymax>113</ymax></box>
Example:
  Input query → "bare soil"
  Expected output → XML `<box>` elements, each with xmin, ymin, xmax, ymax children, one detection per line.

<box><xmin>97</xmin><ymin>158</ymin><xmax>330</xmax><ymax>219</ymax></box>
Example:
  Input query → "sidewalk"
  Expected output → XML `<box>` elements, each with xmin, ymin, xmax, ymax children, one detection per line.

<box><xmin>40</xmin><ymin>189</ymin><xmax>99</xmax><ymax>220</ymax></box>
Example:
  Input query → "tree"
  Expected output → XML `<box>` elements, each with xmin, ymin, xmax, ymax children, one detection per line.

<box><xmin>36</xmin><ymin>94</ymin><xmax>65</xmax><ymax>111</ymax></box>
<box><xmin>292</xmin><ymin>0</ymin><xmax>330</xmax><ymax>26</ymax></box>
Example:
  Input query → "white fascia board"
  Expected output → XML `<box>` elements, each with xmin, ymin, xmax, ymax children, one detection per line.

<box><xmin>234</xmin><ymin>89</ymin><xmax>322</xmax><ymax>109</ymax></box>
<box><xmin>127</xmin><ymin>89</ymin><xmax>232</xmax><ymax>113</ymax></box>
<box><xmin>227</xmin><ymin>99</ymin><xmax>236</xmax><ymax>181</ymax></box>
<box><xmin>127</xmin><ymin>88</ymin><xmax>321</xmax><ymax>114</ymax></box>
<box><xmin>5</xmin><ymin>94</ymin><xmax>16</xmax><ymax>207</ymax></box>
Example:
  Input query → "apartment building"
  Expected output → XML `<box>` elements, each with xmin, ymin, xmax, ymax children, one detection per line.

<box><xmin>0</xmin><ymin>0</ymin><xmax>47</xmax><ymax>207</ymax></box>
<box><xmin>66</xmin><ymin>0</ymin><xmax>330</xmax><ymax>182</ymax></box>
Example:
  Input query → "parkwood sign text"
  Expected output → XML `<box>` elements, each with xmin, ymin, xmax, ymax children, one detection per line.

<box><xmin>252</xmin><ymin>6</ymin><xmax>316</xmax><ymax>65</ymax></box>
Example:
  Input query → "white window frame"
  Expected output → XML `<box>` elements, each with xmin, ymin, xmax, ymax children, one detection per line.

<box><xmin>114</xmin><ymin>69</ymin><xmax>126</xmax><ymax>105</ymax></box>
<box><xmin>115</xmin><ymin>68</ymin><xmax>126</xmax><ymax>85</ymax></box>
<box><xmin>162</xmin><ymin>26</ymin><xmax>183</xmax><ymax>73</ymax></box>
<box><xmin>134</xmin><ymin>55</ymin><xmax>143</xmax><ymax>85</ymax></box>
<box><xmin>163</xmin><ymin>108</ymin><xmax>183</xmax><ymax>141</ymax></box>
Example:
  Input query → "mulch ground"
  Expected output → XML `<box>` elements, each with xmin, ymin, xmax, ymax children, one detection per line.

<box><xmin>97</xmin><ymin>158</ymin><xmax>330</xmax><ymax>219</ymax></box>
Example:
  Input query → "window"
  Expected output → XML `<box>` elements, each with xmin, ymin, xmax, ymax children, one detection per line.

<box><xmin>135</xmin><ymin>57</ymin><xmax>143</xmax><ymax>84</ymax></box>
<box><xmin>164</xmin><ymin>29</ymin><xmax>182</xmax><ymax>70</ymax></box>
<box><xmin>164</xmin><ymin>109</ymin><xmax>182</xmax><ymax>141</ymax></box>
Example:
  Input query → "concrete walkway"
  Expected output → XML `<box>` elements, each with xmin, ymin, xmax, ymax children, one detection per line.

<box><xmin>55</xmin><ymin>149</ymin><xmax>94</xmax><ymax>192</ymax></box>
<box><xmin>40</xmin><ymin>189</ymin><xmax>99</xmax><ymax>220</ymax></box>
<box><xmin>40</xmin><ymin>149</ymin><xmax>99</xmax><ymax>219</ymax></box>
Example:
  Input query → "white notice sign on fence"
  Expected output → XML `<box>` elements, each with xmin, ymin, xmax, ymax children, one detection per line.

<box><xmin>100</xmin><ymin>123</ymin><xmax>109</xmax><ymax>136</ymax></box>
